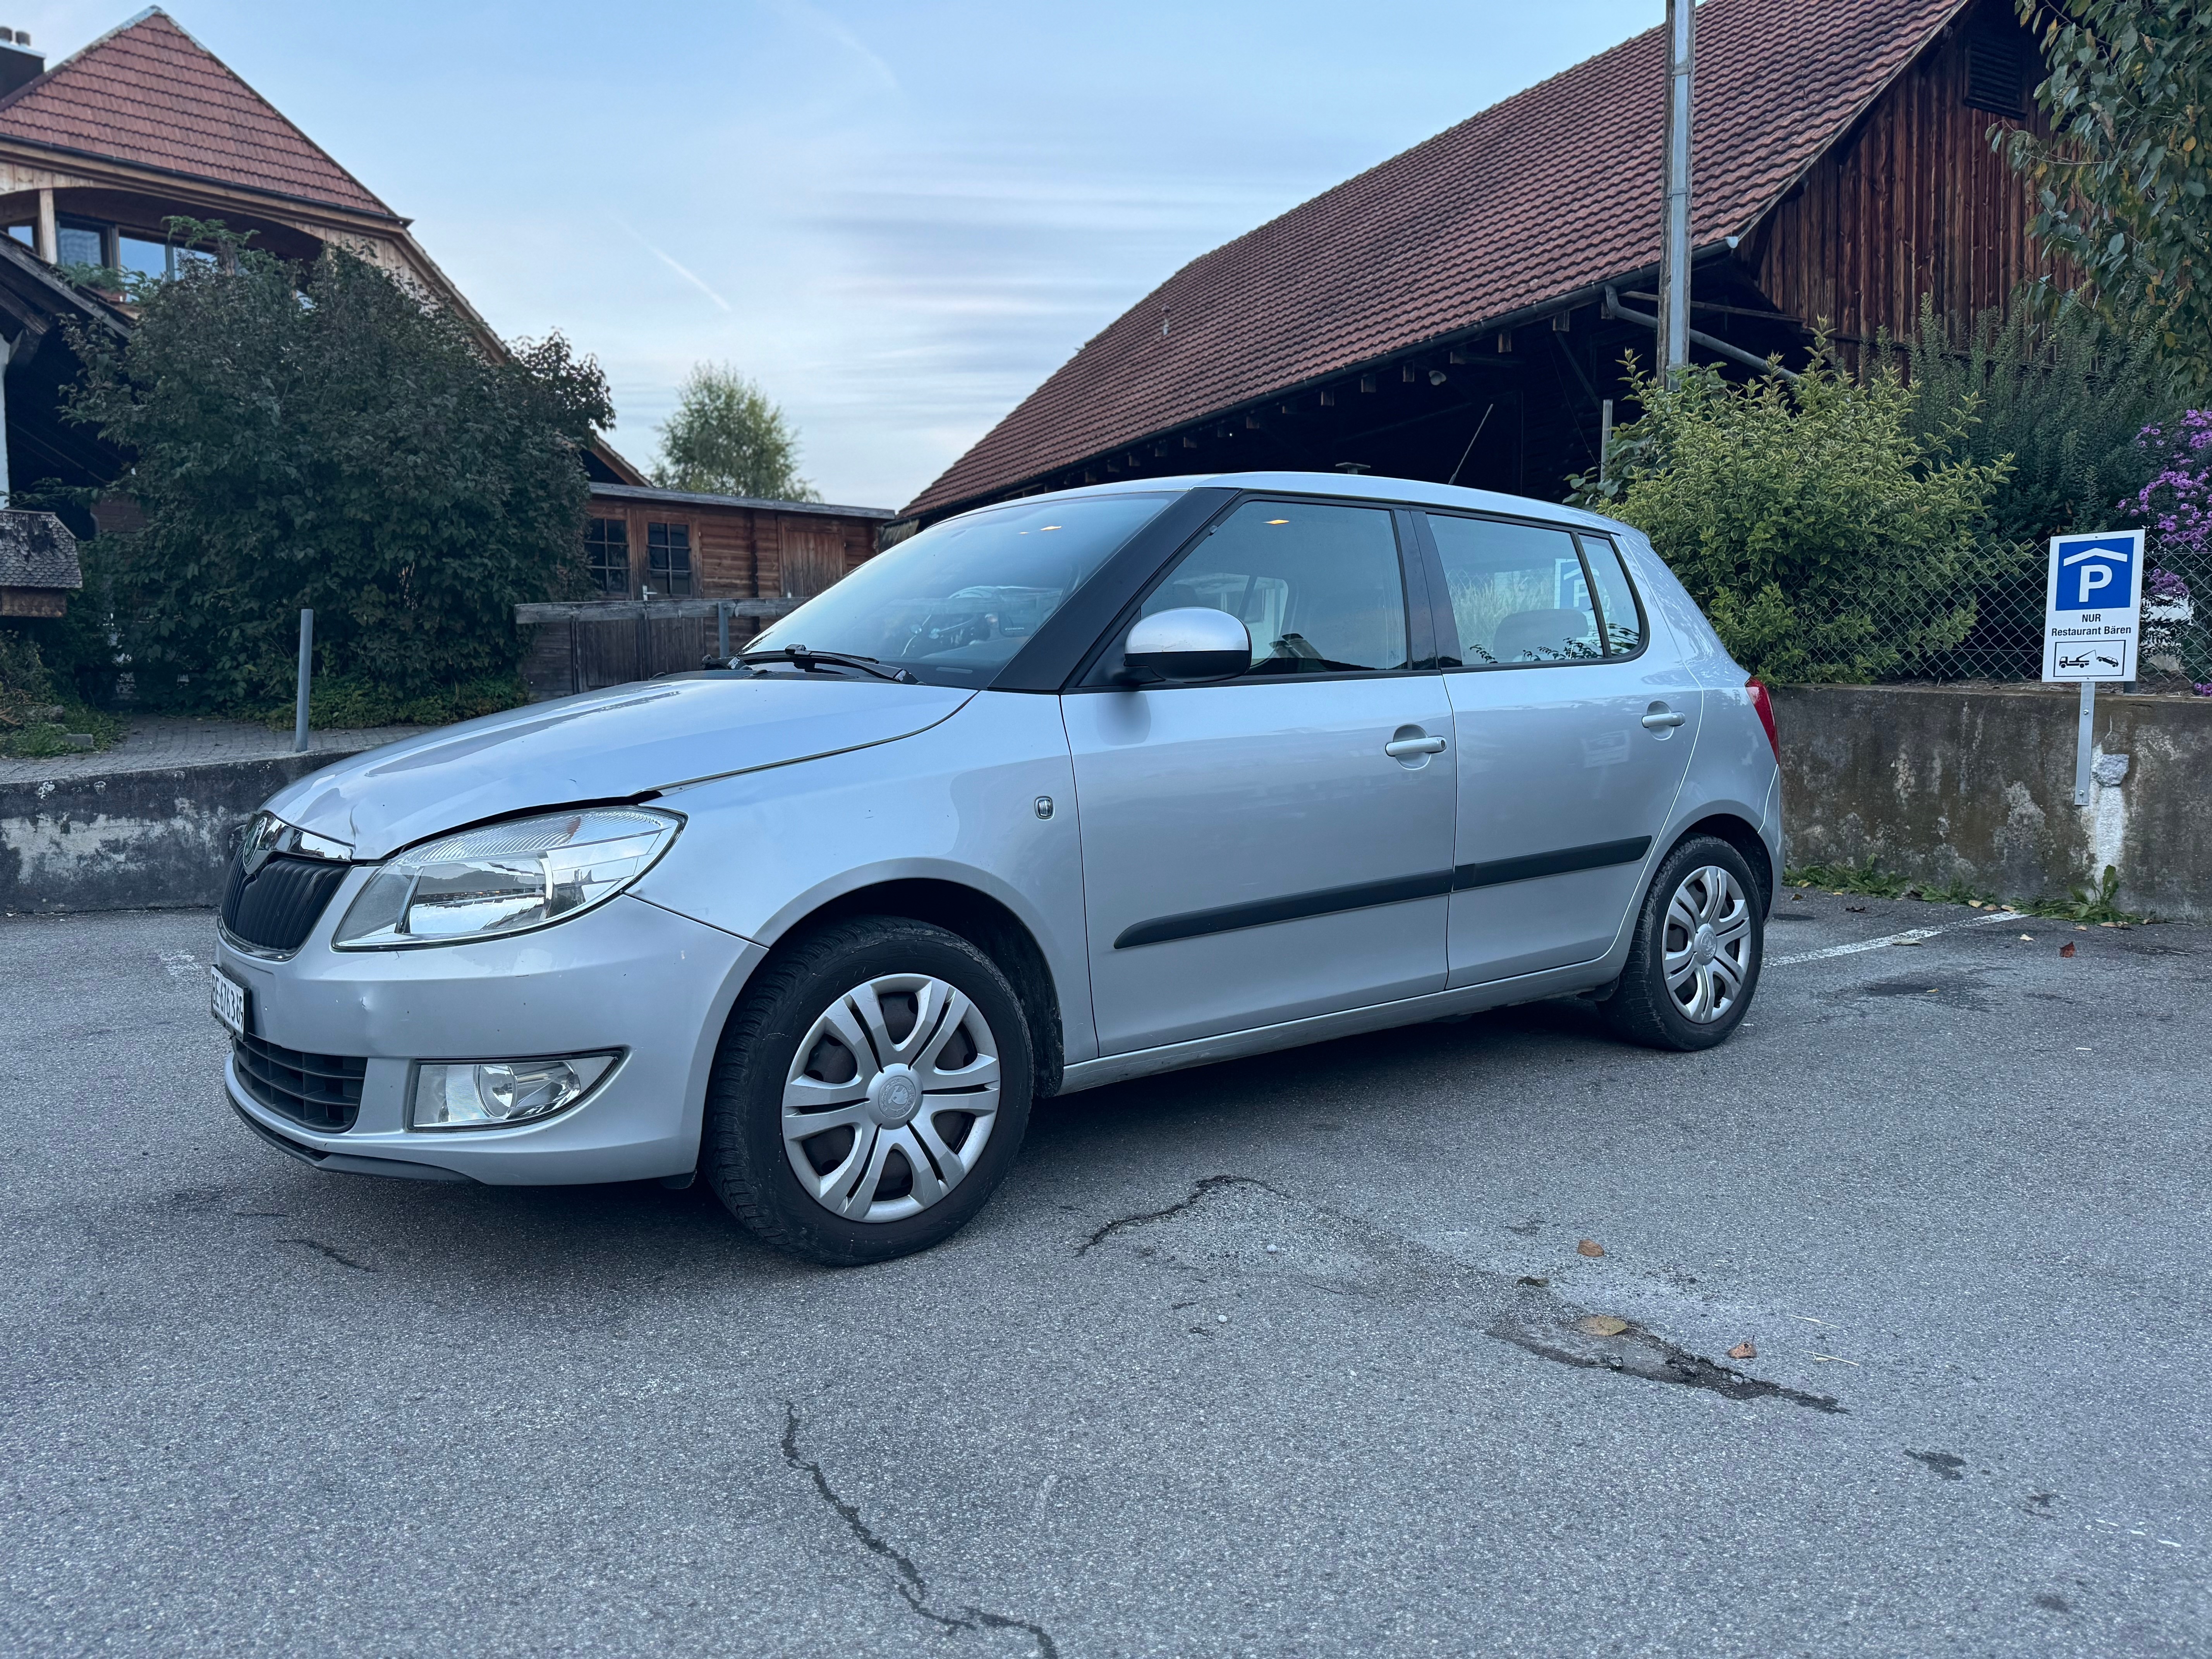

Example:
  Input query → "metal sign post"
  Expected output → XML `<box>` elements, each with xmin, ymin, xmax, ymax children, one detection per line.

<box><xmin>292</xmin><ymin>608</ymin><xmax>313</xmax><ymax>755</ymax></box>
<box><xmin>1657</xmin><ymin>0</ymin><xmax>1695</xmax><ymax>384</ymax></box>
<box><xmin>2041</xmin><ymin>530</ymin><xmax>2145</xmax><ymax>806</ymax></box>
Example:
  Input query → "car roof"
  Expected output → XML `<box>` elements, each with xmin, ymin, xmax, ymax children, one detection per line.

<box><xmin>973</xmin><ymin>471</ymin><xmax>1633</xmax><ymax>538</ymax></box>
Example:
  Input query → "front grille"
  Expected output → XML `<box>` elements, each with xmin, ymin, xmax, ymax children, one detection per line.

<box><xmin>221</xmin><ymin>852</ymin><xmax>350</xmax><ymax>952</ymax></box>
<box><xmin>232</xmin><ymin>1032</ymin><xmax>366</xmax><ymax>1132</ymax></box>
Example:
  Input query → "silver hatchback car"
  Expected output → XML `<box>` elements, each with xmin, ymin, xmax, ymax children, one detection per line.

<box><xmin>213</xmin><ymin>473</ymin><xmax>1782</xmax><ymax>1263</ymax></box>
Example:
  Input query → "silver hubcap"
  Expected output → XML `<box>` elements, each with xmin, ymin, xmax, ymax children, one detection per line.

<box><xmin>782</xmin><ymin>973</ymin><xmax>1001</xmax><ymax>1224</ymax></box>
<box><xmin>1662</xmin><ymin>866</ymin><xmax>1753</xmax><ymax>1024</ymax></box>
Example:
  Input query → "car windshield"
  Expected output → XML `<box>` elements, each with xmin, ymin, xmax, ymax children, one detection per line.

<box><xmin>745</xmin><ymin>494</ymin><xmax>1171</xmax><ymax>685</ymax></box>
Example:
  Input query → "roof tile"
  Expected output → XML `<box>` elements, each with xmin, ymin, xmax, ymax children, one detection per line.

<box><xmin>908</xmin><ymin>0</ymin><xmax>1966</xmax><ymax>516</ymax></box>
<box><xmin>0</xmin><ymin>9</ymin><xmax>392</xmax><ymax>217</ymax></box>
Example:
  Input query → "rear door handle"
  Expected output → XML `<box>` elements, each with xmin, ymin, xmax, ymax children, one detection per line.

<box><xmin>1640</xmin><ymin>709</ymin><xmax>1686</xmax><ymax>730</ymax></box>
<box><xmin>1384</xmin><ymin>736</ymin><xmax>1449</xmax><ymax>757</ymax></box>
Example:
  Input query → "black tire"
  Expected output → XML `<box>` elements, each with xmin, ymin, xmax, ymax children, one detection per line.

<box><xmin>1601</xmin><ymin>835</ymin><xmax>1764</xmax><ymax>1052</ymax></box>
<box><xmin>702</xmin><ymin>915</ymin><xmax>1034</xmax><ymax>1266</ymax></box>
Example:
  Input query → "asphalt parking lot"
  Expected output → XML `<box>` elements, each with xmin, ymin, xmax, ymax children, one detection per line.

<box><xmin>3</xmin><ymin>895</ymin><xmax>2206</xmax><ymax>1657</ymax></box>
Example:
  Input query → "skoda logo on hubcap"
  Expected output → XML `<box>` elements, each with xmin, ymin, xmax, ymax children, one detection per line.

<box><xmin>871</xmin><ymin>1067</ymin><xmax>922</xmax><ymax>1127</ymax></box>
<box><xmin>1692</xmin><ymin>922</ymin><xmax>1718</xmax><ymax>965</ymax></box>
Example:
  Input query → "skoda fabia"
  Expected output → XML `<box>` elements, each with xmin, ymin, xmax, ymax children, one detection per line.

<box><xmin>213</xmin><ymin>473</ymin><xmax>1782</xmax><ymax>1264</ymax></box>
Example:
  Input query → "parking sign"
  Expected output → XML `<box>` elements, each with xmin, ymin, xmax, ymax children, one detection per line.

<box><xmin>2043</xmin><ymin>530</ymin><xmax>2145</xmax><ymax>682</ymax></box>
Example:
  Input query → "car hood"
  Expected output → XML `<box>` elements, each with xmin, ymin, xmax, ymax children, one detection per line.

<box><xmin>262</xmin><ymin>677</ymin><xmax>974</xmax><ymax>860</ymax></box>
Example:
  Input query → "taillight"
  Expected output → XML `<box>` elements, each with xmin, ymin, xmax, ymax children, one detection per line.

<box><xmin>1745</xmin><ymin>676</ymin><xmax>1780</xmax><ymax>763</ymax></box>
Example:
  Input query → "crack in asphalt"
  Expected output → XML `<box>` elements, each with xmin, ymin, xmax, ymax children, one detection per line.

<box><xmin>278</xmin><ymin>1238</ymin><xmax>379</xmax><ymax>1274</ymax></box>
<box><xmin>1077</xmin><ymin>1174</ymin><xmax>1280</xmax><ymax>1254</ymax></box>
<box><xmin>1488</xmin><ymin>1318</ymin><xmax>1845</xmax><ymax>1413</ymax></box>
<box><xmin>1082</xmin><ymin>1174</ymin><xmax>1846</xmax><ymax>1413</ymax></box>
<box><xmin>780</xmin><ymin>1405</ymin><xmax>1059</xmax><ymax>1658</ymax></box>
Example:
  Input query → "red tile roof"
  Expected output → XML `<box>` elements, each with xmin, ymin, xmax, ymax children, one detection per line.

<box><xmin>0</xmin><ymin>9</ymin><xmax>394</xmax><ymax>218</ymax></box>
<box><xmin>907</xmin><ymin>0</ymin><xmax>1969</xmax><ymax>517</ymax></box>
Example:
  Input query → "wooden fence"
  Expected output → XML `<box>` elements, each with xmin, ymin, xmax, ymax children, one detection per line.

<box><xmin>516</xmin><ymin>599</ymin><xmax>803</xmax><ymax>701</ymax></box>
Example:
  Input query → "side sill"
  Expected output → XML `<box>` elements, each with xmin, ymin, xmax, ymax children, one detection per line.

<box><xmin>1056</xmin><ymin>960</ymin><xmax>1613</xmax><ymax>1095</ymax></box>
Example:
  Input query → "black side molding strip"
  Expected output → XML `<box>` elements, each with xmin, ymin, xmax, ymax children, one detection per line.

<box><xmin>1114</xmin><ymin>870</ymin><xmax>1453</xmax><ymax>950</ymax></box>
<box><xmin>1112</xmin><ymin>836</ymin><xmax>1655</xmax><ymax>950</ymax></box>
<box><xmin>1454</xmin><ymin>836</ymin><xmax>1651</xmax><ymax>892</ymax></box>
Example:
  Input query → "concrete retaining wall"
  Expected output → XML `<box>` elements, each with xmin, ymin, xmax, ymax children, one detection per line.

<box><xmin>0</xmin><ymin>752</ymin><xmax>342</xmax><ymax>913</ymax></box>
<box><xmin>1773</xmin><ymin>684</ymin><xmax>2212</xmax><ymax>920</ymax></box>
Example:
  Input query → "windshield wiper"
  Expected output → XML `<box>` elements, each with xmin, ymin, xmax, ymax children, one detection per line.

<box><xmin>732</xmin><ymin>645</ymin><xmax>918</xmax><ymax>685</ymax></box>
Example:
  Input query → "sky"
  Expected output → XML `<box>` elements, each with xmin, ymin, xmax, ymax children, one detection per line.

<box><xmin>25</xmin><ymin>0</ymin><xmax>1664</xmax><ymax>508</ymax></box>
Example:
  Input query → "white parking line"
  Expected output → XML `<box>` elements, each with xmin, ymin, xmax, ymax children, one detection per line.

<box><xmin>1768</xmin><ymin>909</ymin><xmax>2027</xmax><ymax>967</ymax></box>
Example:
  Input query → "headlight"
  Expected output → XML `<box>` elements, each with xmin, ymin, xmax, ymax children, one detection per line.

<box><xmin>412</xmin><ymin>1053</ymin><xmax>619</xmax><ymax>1130</ymax></box>
<box><xmin>332</xmin><ymin>806</ymin><xmax>681</xmax><ymax>949</ymax></box>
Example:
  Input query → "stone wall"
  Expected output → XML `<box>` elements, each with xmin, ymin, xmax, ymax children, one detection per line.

<box><xmin>1773</xmin><ymin>684</ymin><xmax>2212</xmax><ymax>920</ymax></box>
<box><xmin>0</xmin><ymin>752</ymin><xmax>341</xmax><ymax>913</ymax></box>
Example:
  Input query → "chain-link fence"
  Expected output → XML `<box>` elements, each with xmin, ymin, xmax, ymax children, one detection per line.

<box><xmin>1790</xmin><ymin>543</ymin><xmax>2212</xmax><ymax>695</ymax></box>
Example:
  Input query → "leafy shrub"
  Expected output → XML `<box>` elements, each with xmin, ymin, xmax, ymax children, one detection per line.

<box><xmin>63</xmin><ymin>227</ymin><xmax>612</xmax><ymax>717</ymax></box>
<box><xmin>1585</xmin><ymin>347</ymin><xmax>2010</xmax><ymax>682</ymax></box>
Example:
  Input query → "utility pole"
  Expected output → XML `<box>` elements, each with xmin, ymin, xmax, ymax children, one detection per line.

<box><xmin>1657</xmin><ymin>0</ymin><xmax>1695</xmax><ymax>384</ymax></box>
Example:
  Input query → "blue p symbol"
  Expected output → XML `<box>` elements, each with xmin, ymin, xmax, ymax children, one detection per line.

<box><xmin>2060</xmin><ymin>539</ymin><xmax>2135</xmax><ymax>609</ymax></box>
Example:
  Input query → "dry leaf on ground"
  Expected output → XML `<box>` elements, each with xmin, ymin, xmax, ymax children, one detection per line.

<box><xmin>2060</xmin><ymin>941</ymin><xmax>2077</xmax><ymax>958</ymax></box>
<box><xmin>1728</xmin><ymin>1341</ymin><xmax>1757</xmax><ymax>1359</ymax></box>
<box><xmin>1576</xmin><ymin>1315</ymin><xmax>1629</xmax><ymax>1336</ymax></box>
<box><xmin>1577</xmin><ymin>1238</ymin><xmax>1606</xmax><ymax>1257</ymax></box>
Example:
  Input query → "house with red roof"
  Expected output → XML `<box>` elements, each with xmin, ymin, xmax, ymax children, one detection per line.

<box><xmin>903</xmin><ymin>0</ymin><xmax>2059</xmax><ymax>527</ymax></box>
<box><xmin>0</xmin><ymin>7</ymin><xmax>647</xmax><ymax>507</ymax></box>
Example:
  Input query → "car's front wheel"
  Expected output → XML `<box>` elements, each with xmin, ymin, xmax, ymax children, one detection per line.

<box><xmin>702</xmin><ymin>916</ymin><xmax>1034</xmax><ymax>1265</ymax></box>
<box><xmin>1601</xmin><ymin>835</ymin><xmax>1763</xmax><ymax>1051</ymax></box>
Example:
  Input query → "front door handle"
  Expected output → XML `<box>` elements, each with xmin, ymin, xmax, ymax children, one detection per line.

<box><xmin>1384</xmin><ymin>736</ymin><xmax>1449</xmax><ymax>758</ymax></box>
<box><xmin>1640</xmin><ymin>706</ymin><xmax>1686</xmax><ymax>730</ymax></box>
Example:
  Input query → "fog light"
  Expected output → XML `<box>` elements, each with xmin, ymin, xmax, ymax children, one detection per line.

<box><xmin>411</xmin><ymin>1053</ymin><xmax>618</xmax><ymax>1130</ymax></box>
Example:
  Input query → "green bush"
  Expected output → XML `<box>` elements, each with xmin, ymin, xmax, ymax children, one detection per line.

<box><xmin>1586</xmin><ymin>346</ymin><xmax>2010</xmax><ymax>682</ymax></box>
<box><xmin>0</xmin><ymin>627</ymin><xmax>121</xmax><ymax>757</ymax></box>
<box><xmin>62</xmin><ymin>226</ymin><xmax>612</xmax><ymax>718</ymax></box>
<box><xmin>1901</xmin><ymin>299</ymin><xmax>2185</xmax><ymax>546</ymax></box>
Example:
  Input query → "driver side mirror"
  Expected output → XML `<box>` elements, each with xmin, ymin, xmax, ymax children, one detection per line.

<box><xmin>1122</xmin><ymin>607</ymin><xmax>1252</xmax><ymax>683</ymax></box>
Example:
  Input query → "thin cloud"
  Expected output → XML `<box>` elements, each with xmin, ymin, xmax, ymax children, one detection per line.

<box><xmin>615</xmin><ymin>217</ymin><xmax>733</xmax><ymax>313</ymax></box>
<box><xmin>765</xmin><ymin>0</ymin><xmax>902</xmax><ymax>94</ymax></box>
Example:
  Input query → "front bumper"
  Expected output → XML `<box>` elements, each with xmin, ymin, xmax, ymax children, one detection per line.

<box><xmin>216</xmin><ymin>887</ymin><xmax>761</xmax><ymax>1185</ymax></box>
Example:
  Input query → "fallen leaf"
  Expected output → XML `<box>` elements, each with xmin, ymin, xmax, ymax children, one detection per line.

<box><xmin>1925</xmin><ymin>988</ymin><xmax>1939</xmax><ymax>994</ymax></box>
<box><xmin>1728</xmin><ymin>1341</ymin><xmax>1757</xmax><ymax>1359</ymax></box>
<box><xmin>1576</xmin><ymin>1314</ymin><xmax>1629</xmax><ymax>1336</ymax></box>
<box><xmin>2019</xmin><ymin>934</ymin><xmax>2034</xmax><ymax>941</ymax></box>
<box><xmin>1894</xmin><ymin>938</ymin><xmax>1923</xmax><ymax>947</ymax></box>
<box><xmin>1968</xmin><ymin>900</ymin><xmax>1985</xmax><ymax>908</ymax></box>
<box><xmin>2060</xmin><ymin>941</ymin><xmax>2077</xmax><ymax>958</ymax></box>
<box><xmin>1577</xmin><ymin>1238</ymin><xmax>1606</xmax><ymax>1258</ymax></box>
<box><xmin>1845</xmin><ymin>904</ymin><xmax>1868</xmax><ymax>913</ymax></box>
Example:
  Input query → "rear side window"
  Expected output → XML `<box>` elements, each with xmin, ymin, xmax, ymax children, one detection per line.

<box><xmin>1579</xmin><ymin>534</ymin><xmax>1645</xmax><ymax>654</ymax></box>
<box><xmin>1427</xmin><ymin>515</ymin><xmax>1600</xmax><ymax>665</ymax></box>
<box><xmin>1137</xmin><ymin>499</ymin><xmax>1410</xmax><ymax>675</ymax></box>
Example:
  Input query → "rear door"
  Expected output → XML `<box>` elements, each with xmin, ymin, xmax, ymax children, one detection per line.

<box><xmin>1062</xmin><ymin>498</ymin><xmax>1456</xmax><ymax>1055</ymax></box>
<box><xmin>1419</xmin><ymin>512</ymin><xmax>1702</xmax><ymax>986</ymax></box>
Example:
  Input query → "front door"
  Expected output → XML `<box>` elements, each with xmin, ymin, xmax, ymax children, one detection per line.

<box><xmin>1063</xmin><ymin>498</ymin><xmax>1457</xmax><ymax>1056</ymax></box>
<box><xmin>1420</xmin><ymin>513</ymin><xmax>1702</xmax><ymax>986</ymax></box>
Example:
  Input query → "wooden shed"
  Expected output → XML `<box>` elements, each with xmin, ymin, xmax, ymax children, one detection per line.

<box><xmin>518</xmin><ymin>484</ymin><xmax>898</xmax><ymax>700</ymax></box>
<box><xmin>902</xmin><ymin>0</ymin><xmax>2060</xmax><ymax>523</ymax></box>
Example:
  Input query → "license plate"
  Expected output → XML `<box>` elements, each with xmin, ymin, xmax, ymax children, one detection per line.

<box><xmin>210</xmin><ymin>966</ymin><xmax>249</xmax><ymax>1039</ymax></box>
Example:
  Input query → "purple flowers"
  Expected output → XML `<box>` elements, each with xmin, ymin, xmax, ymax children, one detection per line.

<box><xmin>2127</xmin><ymin>410</ymin><xmax>2212</xmax><ymax>562</ymax></box>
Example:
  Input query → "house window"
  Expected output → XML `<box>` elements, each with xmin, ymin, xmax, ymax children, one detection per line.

<box><xmin>1965</xmin><ymin>22</ymin><xmax>2031</xmax><ymax>118</ymax></box>
<box><xmin>585</xmin><ymin>518</ymin><xmax>629</xmax><ymax>596</ymax></box>
<box><xmin>118</xmin><ymin>234</ymin><xmax>169</xmax><ymax>281</ymax></box>
<box><xmin>55</xmin><ymin>218</ymin><xmax>107</xmax><ymax>269</ymax></box>
<box><xmin>647</xmin><ymin>522</ymin><xmax>693</xmax><ymax>596</ymax></box>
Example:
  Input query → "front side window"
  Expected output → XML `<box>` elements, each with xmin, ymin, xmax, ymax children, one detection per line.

<box><xmin>586</xmin><ymin>518</ymin><xmax>629</xmax><ymax>596</ymax></box>
<box><xmin>1137</xmin><ymin>500</ymin><xmax>1409</xmax><ymax>676</ymax></box>
<box><xmin>747</xmin><ymin>493</ymin><xmax>1171</xmax><ymax>685</ymax></box>
<box><xmin>1428</xmin><ymin>514</ymin><xmax>1600</xmax><ymax>665</ymax></box>
<box><xmin>647</xmin><ymin>522</ymin><xmax>693</xmax><ymax>595</ymax></box>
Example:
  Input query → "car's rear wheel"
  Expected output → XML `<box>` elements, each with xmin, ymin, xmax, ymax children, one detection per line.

<box><xmin>702</xmin><ymin>915</ymin><xmax>1033</xmax><ymax>1265</ymax></box>
<box><xmin>1601</xmin><ymin>835</ymin><xmax>1762</xmax><ymax>1051</ymax></box>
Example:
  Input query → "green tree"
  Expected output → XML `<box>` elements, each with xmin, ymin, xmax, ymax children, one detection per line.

<box><xmin>64</xmin><ymin>228</ymin><xmax>612</xmax><ymax>717</ymax></box>
<box><xmin>652</xmin><ymin>364</ymin><xmax>816</xmax><ymax>500</ymax></box>
<box><xmin>1587</xmin><ymin>348</ymin><xmax>2011</xmax><ymax>682</ymax></box>
<box><xmin>1999</xmin><ymin>0</ymin><xmax>2212</xmax><ymax>384</ymax></box>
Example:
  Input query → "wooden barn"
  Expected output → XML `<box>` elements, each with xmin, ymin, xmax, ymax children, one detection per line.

<box><xmin>903</xmin><ymin>0</ymin><xmax>2057</xmax><ymax>526</ymax></box>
